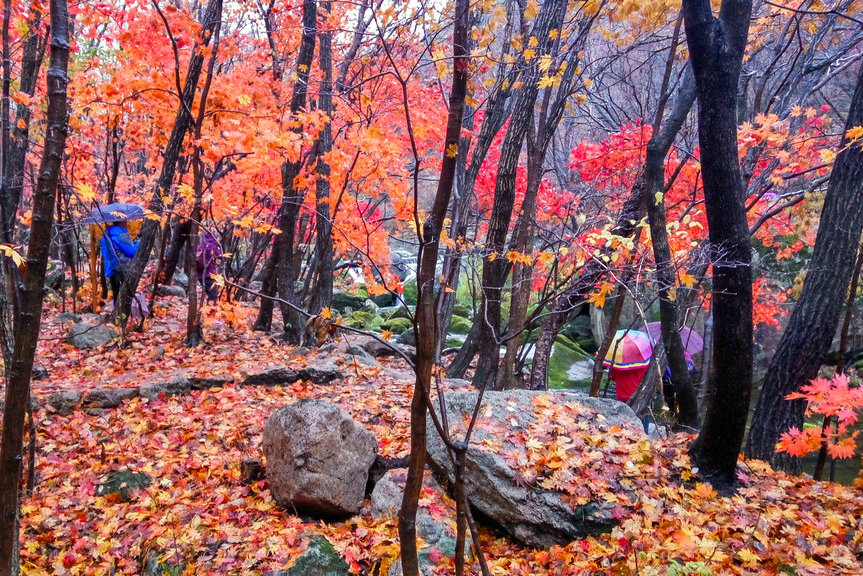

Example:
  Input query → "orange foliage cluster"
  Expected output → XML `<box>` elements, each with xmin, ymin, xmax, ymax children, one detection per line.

<box><xmin>778</xmin><ymin>373</ymin><xmax>863</xmax><ymax>461</ymax></box>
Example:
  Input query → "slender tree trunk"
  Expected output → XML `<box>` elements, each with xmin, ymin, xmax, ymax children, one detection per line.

<box><xmin>310</xmin><ymin>4</ymin><xmax>333</xmax><ymax>316</ymax></box>
<box><xmin>0</xmin><ymin>0</ymin><xmax>69</xmax><ymax>570</ymax></box>
<box><xmin>114</xmin><ymin>0</ymin><xmax>223</xmax><ymax>324</ymax></box>
<box><xmin>683</xmin><ymin>0</ymin><xmax>754</xmax><ymax>486</ymax></box>
<box><xmin>399</xmin><ymin>1</ymin><xmax>469</xmax><ymax>573</ymax></box>
<box><xmin>746</xmin><ymin>62</ymin><xmax>863</xmax><ymax>471</ymax></box>
<box><xmin>641</xmin><ymin>64</ymin><xmax>700</xmax><ymax>428</ymax></box>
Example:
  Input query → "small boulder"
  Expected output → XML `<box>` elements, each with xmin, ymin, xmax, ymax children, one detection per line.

<box><xmin>140</xmin><ymin>377</ymin><xmax>191</xmax><ymax>401</ymax></box>
<box><xmin>83</xmin><ymin>388</ymin><xmax>139</xmax><ymax>409</ymax></box>
<box><xmin>243</xmin><ymin>366</ymin><xmax>299</xmax><ymax>387</ymax></box>
<box><xmin>361</xmin><ymin>337</ymin><xmax>398</xmax><ymax>358</ymax></box>
<box><xmin>284</xmin><ymin>536</ymin><xmax>350</xmax><ymax>576</ymax></box>
<box><xmin>263</xmin><ymin>400</ymin><xmax>377</xmax><ymax>517</ymax></box>
<box><xmin>346</xmin><ymin>345</ymin><xmax>378</xmax><ymax>367</ymax></box>
<box><xmin>48</xmin><ymin>390</ymin><xmax>82</xmax><ymax>415</ymax></box>
<box><xmin>32</xmin><ymin>363</ymin><xmax>49</xmax><ymax>380</ymax></box>
<box><xmin>55</xmin><ymin>312</ymin><xmax>81</xmax><ymax>325</ymax></box>
<box><xmin>44</xmin><ymin>259</ymin><xmax>65</xmax><ymax>291</ymax></box>
<box><xmin>189</xmin><ymin>374</ymin><xmax>234</xmax><ymax>390</ymax></box>
<box><xmin>298</xmin><ymin>363</ymin><xmax>341</xmax><ymax>385</ymax></box>
<box><xmin>96</xmin><ymin>469</ymin><xmax>152</xmax><ymax>501</ymax></box>
<box><xmin>397</xmin><ymin>329</ymin><xmax>416</xmax><ymax>347</ymax></box>
<box><xmin>67</xmin><ymin>322</ymin><xmax>118</xmax><ymax>349</ymax></box>
<box><xmin>173</xmin><ymin>271</ymin><xmax>189</xmax><ymax>289</ymax></box>
<box><xmin>156</xmin><ymin>284</ymin><xmax>186</xmax><ymax>298</ymax></box>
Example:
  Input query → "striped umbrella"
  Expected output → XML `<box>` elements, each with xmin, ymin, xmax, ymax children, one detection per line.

<box><xmin>602</xmin><ymin>329</ymin><xmax>653</xmax><ymax>369</ymax></box>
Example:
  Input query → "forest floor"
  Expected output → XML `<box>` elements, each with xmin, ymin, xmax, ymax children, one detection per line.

<box><xmin>7</xmin><ymin>299</ymin><xmax>863</xmax><ymax>575</ymax></box>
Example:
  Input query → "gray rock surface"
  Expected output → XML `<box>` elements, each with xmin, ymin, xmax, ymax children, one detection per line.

<box><xmin>83</xmin><ymin>388</ymin><xmax>139</xmax><ymax>409</ymax></box>
<box><xmin>189</xmin><ymin>374</ymin><xmax>234</xmax><ymax>390</ymax></box>
<box><xmin>67</xmin><ymin>322</ymin><xmax>118</xmax><ymax>349</ymax></box>
<box><xmin>298</xmin><ymin>362</ymin><xmax>341</xmax><ymax>384</ymax></box>
<box><xmin>140</xmin><ymin>377</ymin><xmax>191</xmax><ymax>401</ymax></box>
<box><xmin>156</xmin><ymin>284</ymin><xmax>186</xmax><ymax>298</ymax></box>
<box><xmin>243</xmin><ymin>366</ymin><xmax>299</xmax><ymax>386</ymax></box>
<box><xmin>360</xmin><ymin>337</ymin><xmax>398</xmax><ymax>358</ymax></box>
<box><xmin>48</xmin><ymin>390</ymin><xmax>82</xmax><ymax>415</ymax></box>
<box><xmin>426</xmin><ymin>390</ymin><xmax>644</xmax><ymax>548</ymax></box>
<box><xmin>263</xmin><ymin>400</ymin><xmax>377</xmax><ymax>517</ymax></box>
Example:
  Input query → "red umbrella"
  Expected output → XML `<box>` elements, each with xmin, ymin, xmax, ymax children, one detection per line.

<box><xmin>601</xmin><ymin>330</ymin><xmax>653</xmax><ymax>369</ymax></box>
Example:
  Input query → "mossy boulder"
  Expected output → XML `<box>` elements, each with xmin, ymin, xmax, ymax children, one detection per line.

<box><xmin>402</xmin><ymin>277</ymin><xmax>418</xmax><ymax>305</ymax></box>
<box><xmin>332</xmin><ymin>292</ymin><xmax>366</xmax><ymax>313</ymax></box>
<box><xmin>285</xmin><ymin>536</ymin><xmax>350</xmax><ymax>576</ymax></box>
<box><xmin>448</xmin><ymin>315</ymin><xmax>472</xmax><ymax>334</ymax></box>
<box><xmin>347</xmin><ymin>310</ymin><xmax>375</xmax><ymax>329</ymax></box>
<box><xmin>398</xmin><ymin>328</ymin><xmax>417</xmax><ymax>347</ymax></box>
<box><xmin>96</xmin><ymin>469</ymin><xmax>152</xmax><ymax>502</ymax></box>
<box><xmin>381</xmin><ymin>317</ymin><xmax>412</xmax><ymax>335</ymax></box>
<box><xmin>386</xmin><ymin>306</ymin><xmax>413</xmax><ymax>321</ymax></box>
<box><xmin>452</xmin><ymin>305</ymin><xmax>472</xmax><ymax>319</ymax></box>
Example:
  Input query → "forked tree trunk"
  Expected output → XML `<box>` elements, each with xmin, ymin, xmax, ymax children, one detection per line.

<box><xmin>683</xmin><ymin>0</ymin><xmax>754</xmax><ymax>486</ymax></box>
<box><xmin>0</xmin><ymin>0</ymin><xmax>69</xmax><ymax>570</ymax></box>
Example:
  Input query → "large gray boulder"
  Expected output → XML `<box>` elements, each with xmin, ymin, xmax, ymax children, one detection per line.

<box><xmin>426</xmin><ymin>390</ymin><xmax>645</xmax><ymax>548</ymax></box>
<box><xmin>67</xmin><ymin>322</ymin><xmax>117</xmax><ymax>349</ymax></box>
<box><xmin>263</xmin><ymin>400</ymin><xmax>377</xmax><ymax>517</ymax></box>
<box><xmin>84</xmin><ymin>387</ymin><xmax>140</xmax><ymax>409</ymax></box>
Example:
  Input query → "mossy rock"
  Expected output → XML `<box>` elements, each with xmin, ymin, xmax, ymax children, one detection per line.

<box><xmin>96</xmin><ymin>469</ymin><xmax>152</xmax><ymax>502</ymax></box>
<box><xmin>444</xmin><ymin>337</ymin><xmax>463</xmax><ymax>349</ymax></box>
<box><xmin>386</xmin><ymin>306</ymin><xmax>413</xmax><ymax>321</ymax></box>
<box><xmin>448</xmin><ymin>315</ymin><xmax>472</xmax><ymax>334</ymax></box>
<box><xmin>452</xmin><ymin>305</ymin><xmax>472</xmax><ymax>319</ymax></box>
<box><xmin>398</xmin><ymin>328</ymin><xmax>417</xmax><ymax>347</ymax></box>
<box><xmin>332</xmin><ymin>291</ymin><xmax>366</xmax><ymax>312</ymax></box>
<box><xmin>402</xmin><ymin>277</ymin><xmax>418</xmax><ymax>306</ymax></box>
<box><xmin>285</xmin><ymin>536</ymin><xmax>350</xmax><ymax>576</ymax></box>
<box><xmin>347</xmin><ymin>310</ymin><xmax>375</xmax><ymax>329</ymax></box>
<box><xmin>381</xmin><ymin>317</ymin><xmax>412</xmax><ymax>335</ymax></box>
<box><xmin>141</xmin><ymin>552</ymin><xmax>185</xmax><ymax>576</ymax></box>
<box><xmin>370</xmin><ymin>291</ymin><xmax>397</xmax><ymax>308</ymax></box>
<box><xmin>546</xmin><ymin>335</ymin><xmax>594</xmax><ymax>390</ymax></box>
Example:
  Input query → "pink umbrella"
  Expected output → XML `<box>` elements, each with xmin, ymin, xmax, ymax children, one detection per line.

<box><xmin>601</xmin><ymin>330</ymin><xmax>653</xmax><ymax>369</ymax></box>
<box><xmin>645</xmin><ymin>322</ymin><xmax>704</xmax><ymax>355</ymax></box>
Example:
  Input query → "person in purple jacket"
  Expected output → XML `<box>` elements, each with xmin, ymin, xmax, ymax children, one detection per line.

<box><xmin>196</xmin><ymin>230</ymin><xmax>222</xmax><ymax>304</ymax></box>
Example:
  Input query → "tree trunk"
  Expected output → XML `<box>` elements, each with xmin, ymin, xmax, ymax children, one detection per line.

<box><xmin>472</xmin><ymin>0</ymin><xmax>567</xmax><ymax>391</ymax></box>
<box><xmin>746</xmin><ymin>62</ymin><xmax>863</xmax><ymax>471</ymax></box>
<box><xmin>399</xmin><ymin>1</ymin><xmax>469</xmax><ymax>573</ymax></box>
<box><xmin>114</xmin><ymin>0</ymin><xmax>223</xmax><ymax>324</ymax></box>
<box><xmin>310</xmin><ymin>5</ymin><xmax>333</xmax><ymax>316</ymax></box>
<box><xmin>253</xmin><ymin>0</ymin><xmax>316</xmax><ymax>341</ymax></box>
<box><xmin>0</xmin><ymin>0</ymin><xmax>68</xmax><ymax>569</ymax></box>
<box><xmin>683</xmin><ymin>0</ymin><xmax>754</xmax><ymax>486</ymax></box>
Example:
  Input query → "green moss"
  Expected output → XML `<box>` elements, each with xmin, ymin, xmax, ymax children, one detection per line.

<box><xmin>448</xmin><ymin>315</ymin><xmax>472</xmax><ymax>334</ymax></box>
<box><xmin>546</xmin><ymin>335</ymin><xmax>594</xmax><ymax>390</ymax></box>
<box><xmin>453</xmin><ymin>305</ymin><xmax>472</xmax><ymax>319</ymax></box>
<box><xmin>347</xmin><ymin>310</ymin><xmax>374</xmax><ymax>328</ymax></box>
<box><xmin>402</xmin><ymin>277</ymin><xmax>418</xmax><ymax>305</ymax></box>
<box><xmin>387</xmin><ymin>306</ymin><xmax>413</xmax><ymax>321</ymax></box>
<box><xmin>286</xmin><ymin>536</ymin><xmax>350</xmax><ymax>576</ymax></box>
<box><xmin>381</xmin><ymin>317</ymin><xmax>412</xmax><ymax>335</ymax></box>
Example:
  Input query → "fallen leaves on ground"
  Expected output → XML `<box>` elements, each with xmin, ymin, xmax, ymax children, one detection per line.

<box><xmin>6</xmin><ymin>305</ymin><xmax>863</xmax><ymax>574</ymax></box>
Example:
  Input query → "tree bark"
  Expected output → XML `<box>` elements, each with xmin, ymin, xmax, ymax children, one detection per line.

<box><xmin>683</xmin><ymin>0</ymin><xmax>754</xmax><ymax>486</ymax></box>
<box><xmin>0</xmin><ymin>0</ymin><xmax>68</xmax><ymax>569</ymax></box>
<box><xmin>746</xmin><ymin>62</ymin><xmax>863</xmax><ymax>471</ymax></box>
<box><xmin>310</xmin><ymin>1</ymin><xmax>334</xmax><ymax>316</ymax></box>
<box><xmin>472</xmin><ymin>0</ymin><xmax>567</xmax><ymax>391</ymax></box>
<box><xmin>399</xmin><ymin>1</ymin><xmax>469</xmax><ymax>573</ymax></box>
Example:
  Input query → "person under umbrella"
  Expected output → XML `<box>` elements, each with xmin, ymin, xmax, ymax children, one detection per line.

<box><xmin>101</xmin><ymin>222</ymin><xmax>139</xmax><ymax>299</ymax></box>
<box><xmin>602</xmin><ymin>329</ymin><xmax>653</xmax><ymax>402</ymax></box>
<box><xmin>196</xmin><ymin>230</ymin><xmax>222</xmax><ymax>304</ymax></box>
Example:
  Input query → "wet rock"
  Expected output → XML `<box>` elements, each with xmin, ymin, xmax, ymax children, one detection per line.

<box><xmin>48</xmin><ymin>390</ymin><xmax>82</xmax><ymax>415</ymax></box>
<box><xmin>67</xmin><ymin>322</ymin><xmax>117</xmax><ymax>349</ymax></box>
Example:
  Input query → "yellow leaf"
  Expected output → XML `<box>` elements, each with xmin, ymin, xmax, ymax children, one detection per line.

<box><xmin>846</xmin><ymin>125</ymin><xmax>863</xmax><ymax>142</ymax></box>
<box><xmin>320</xmin><ymin>307</ymin><xmax>332</xmax><ymax>319</ymax></box>
<box><xmin>523</xmin><ymin>48</ymin><xmax>535</xmax><ymax>61</ymax></box>
<box><xmin>524</xmin><ymin>0</ymin><xmax>538</xmax><ymax>19</ymax></box>
<box><xmin>446</xmin><ymin>143</ymin><xmax>459</xmax><ymax>158</ymax></box>
<box><xmin>654</xmin><ymin>192</ymin><xmax>664</xmax><ymax>205</ymax></box>
<box><xmin>528</xmin><ymin>36</ymin><xmax>538</xmax><ymax>47</ymax></box>
<box><xmin>488</xmin><ymin>251</ymin><xmax>498</xmax><ymax>262</ymax></box>
<box><xmin>679</xmin><ymin>273</ymin><xmax>696</xmax><ymax>288</ymax></box>
<box><xmin>76</xmin><ymin>182</ymin><xmax>97</xmax><ymax>202</ymax></box>
<box><xmin>0</xmin><ymin>244</ymin><xmax>24</xmax><ymax>268</ymax></box>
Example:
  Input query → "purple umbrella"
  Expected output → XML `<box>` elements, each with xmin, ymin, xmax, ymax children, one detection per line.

<box><xmin>646</xmin><ymin>322</ymin><xmax>704</xmax><ymax>355</ymax></box>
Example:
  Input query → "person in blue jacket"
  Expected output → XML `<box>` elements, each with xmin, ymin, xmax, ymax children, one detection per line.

<box><xmin>100</xmin><ymin>223</ymin><xmax>139</xmax><ymax>299</ymax></box>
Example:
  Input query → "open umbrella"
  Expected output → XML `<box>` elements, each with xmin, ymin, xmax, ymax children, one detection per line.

<box><xmin>645</xmin><ymin>322</ymin><xmax>704</xmax><ymax>355</ymax></box>
<box><xmin>84</xmin><ymin>202</ymin><xmax>144</xmax><ymax>224</ymax></box>
<box><xmin>602</xmin><ymin>329</ymin><xmax>653</xmax><ymax>369</ymax></box>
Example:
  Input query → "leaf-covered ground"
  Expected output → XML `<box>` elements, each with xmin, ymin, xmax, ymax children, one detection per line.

<box><xmin>7</xmin><ymin>303</ymin><xmax>863</xmax><ymax>575</ymax></box>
